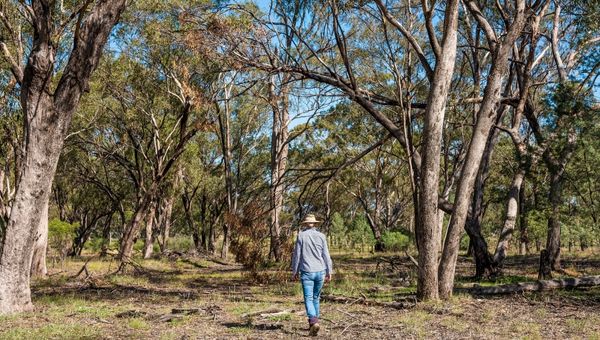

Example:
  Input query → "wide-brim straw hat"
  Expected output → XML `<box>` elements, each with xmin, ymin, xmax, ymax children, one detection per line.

<box><xmin>300</xmin><ymin>213</ymin><xmax>322</xmax><ymax>224</ymax></box>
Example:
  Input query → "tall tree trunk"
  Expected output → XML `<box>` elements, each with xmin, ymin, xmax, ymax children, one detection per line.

<box><xmin>143</xmin><ymin>202</ymin><xmax>157</xmax><ymax>259</ymax></box>
<box><xmin>0</xmin><ymin>0</ymin><xmax>127</xmax><ymax>315</ymax></box>
<box><xmin>158</xmin><ymin>196</ymin><xmax>174</xmax><ymax>254</ymax></box>
<box><xmin>437</xmin><ymin>4</ymin><xmax>526</xmax><ymax>298</ymax></box>
<box><xmin>218</xmin><ymin>84</ymin><xmax>234</xmax><ymax>260</ymax></box>
<box><xmin>415</xmin><ymin>0</ymin><xmax>460</xmax><ymax>301</ymax></box>
<box><xmin>159</xmin><ymin>167</ymin><xmax>181</xmax><ymax>254</ymax></box>
<box><xmin>268</xmin><ymin>78</ymin><xmax>290</xmax><ymax>262</ymax></box>
<box><xmin>30</xmin><ymin>201</ymin><xmax>48</xmax><ymax>278</ymax></box>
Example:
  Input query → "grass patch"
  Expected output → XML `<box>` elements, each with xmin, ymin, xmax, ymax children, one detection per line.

<box><xmin>128</xmin><ymin>318</ymin><xmax>149</xmax><ymax>330</ymax></box>
<box><xmin>397</xmin><ymin>310</ymin><xmax>432</xmax><ymax>338</ymax></box>
<box><xmin>0</xmin><ymin>323</ymin><xmax>102</xmax><ymax>339</ymax></box>
<box><xmin>268</xmin><ymin>313</ymin><xmax>292</xmax><ymax>322</ymax></box>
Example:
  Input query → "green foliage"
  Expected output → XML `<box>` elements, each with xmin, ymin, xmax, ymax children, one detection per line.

<box><xmin>381</xmin><ymin>231</ymin><xmax>410</xmax><ymax>252</ymax></box>
<box><xmin>48</xmin><ymin>219</ymin><xmax>78</xmax><ymax>256</ymax></box>
<box><xmin>527</xmin><ymin>210</ymin><xmax>548</xmax><ymax>245</ymax></box>
<box><xmin>347</xmin><ymin>215</ymin><xmax>375</xmax><ymax>251</ymax></box>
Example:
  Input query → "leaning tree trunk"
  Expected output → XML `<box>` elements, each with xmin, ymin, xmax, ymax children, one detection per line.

<box><xmin>30</xmin><ymin>201</ymin><xmax>49</xmax><ymax>278</ymax></box>
<box><xmin>119</xmin><ymin>195</ymin><xmax>153</xmax><ymax>262</ymax></box>
<box><xmin>465</xmin><ymin>126</ymin><xmax>502</xmax><ymax>279</ymax></box>
<box><xmin>100</xmin><ymin>213</ymin><xmax>113</xmax><ymax>257</ymax></box>
<box><xmin>494</xmin><ymin>168</ymin><xmax>526</xmax><ymax>265</ymax></box>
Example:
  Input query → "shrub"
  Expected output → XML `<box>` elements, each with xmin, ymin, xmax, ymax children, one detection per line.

<box><xmin>347</xmin><ymin>215</ymin><xmax>375</xmax><ymax>251</ymax></box>
<box><xmin>381</xmin><ymin>231</ymin><xmax>410</xmax><ymax>252</ymax></box>
<box><xmin>48</xmin><ymin>219</ymin><xmax>78</xmax><ymax>260</ymax></box>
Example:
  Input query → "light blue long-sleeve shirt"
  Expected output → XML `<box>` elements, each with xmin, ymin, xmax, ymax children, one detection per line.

<box><xmin>291</xmin><ymin>228</ymin><xmax>333</xmax><ymax>275</ymax></box>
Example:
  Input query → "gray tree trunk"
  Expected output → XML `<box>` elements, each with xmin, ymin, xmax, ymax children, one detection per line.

<box><xmin>465</xmin><ymin>126</ymin><xmax>501</xmax><ymax>279</ymax></box>
<box><xmin>493</xmin><ymin>169</ymin><xmax>525</xmax><ymax>265</ymax></box>
<box><xmin>540</xmin><ymin>173</ymin><xmax>563</xmax><ymax>278</ymax></box>
<box><xmin>100</xmin><ymin>213</ymin><xmax>113</xmax><ymax>257</ymax></box>
<box><xmin>119</xmin><ymin>195</ymin><xmax>153</xmax><ymax>262</ymax></box>
<box><xmin>0</xmin><ymin>0</ymin><xmax>127</xmax><ymax>315</ymax></box>
<box><xmin>30</xmin><ymin>201</ymin><xmax>48</xmax><ymax>278</ymax></box>
<box><xmin>416</xmin><ymin>0</ymin><xmax>460</xmax><ymax>301</ymax></box>
<box><xmin>158</xmin><ymin>196</ymin><xmax>175</xmax><ymax>254</ymax></box>
<box><xmin>218</xmin><ymin>82</ymin><xmax>234</xmax><ymax>260</ymax></box>
<box><xmin>438</xmin><ymin>3</ymin><xmax>526</xmax><ymax>298</ymax></box>
<box><xmin>143</xmin><ymin>202</ymin><xmax>157</xmax><ymax>259</ymax></box>
<box><xmin>268</xmin><ymin>77</ymin><xmax>290</xmax><ymax>262</ymax></box>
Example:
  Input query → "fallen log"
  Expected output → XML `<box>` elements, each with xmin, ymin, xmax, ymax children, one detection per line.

<box><xmin>321</xmin><ymin>294</ymin><xmax>416</xmax><ymax>310</ymax></box>
<box><xmin>468</xmin><ymin>275</ymin><xmax>600</xmax><ymax>295</ymax></box>
<box><xmin>155</xmin><ymin>314</ymin><xmax>184</xmax><ymax>322</ymax></box>
<box><xmin>172</xmin><ymin>308</ymin><xmax>203</xmax><ymax>315</ymax></box>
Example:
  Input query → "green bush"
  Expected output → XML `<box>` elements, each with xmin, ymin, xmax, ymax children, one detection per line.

<box><xmin>381</xmin><ymin>231</ymin><xmax>410</xmax><ymax>252</ymax></box>
<box><xmin>460</xmin><ymin>234</ymin><xmax>470</xmax><ymax>251</ymax></box>
<box><xmin>48</xmin><ymin>219</ymin><xmax>78</xmax><ymax>258</ymax></box>
<box><xmin>347</xmin><ymin>215</ymin><xmax>375</xmax><ymax>251</ymax></box>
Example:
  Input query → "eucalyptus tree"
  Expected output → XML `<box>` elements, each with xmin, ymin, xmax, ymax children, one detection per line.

<box><xmin>84</xmin><ymin>52</ymin><xmax>210</xmax><ymax>262</ymax></box>
<box><xmin>533</xmin><ymin>1</ymin><xmax>599</xmax><ymax>278</ymax></box>
<box><xmin>222</xmin><ymin>0</ymin><xmax>542</xmax><ymax>300</ymax></box>
<box><xmin>0</xmin><ymin>80</ymin><xmax>21</xmax><ymax>253</ymax></box>
<box><xmin>0</xmin><ymin>0</ymin><xmax>128</xmax><ymax>314</ymax></box>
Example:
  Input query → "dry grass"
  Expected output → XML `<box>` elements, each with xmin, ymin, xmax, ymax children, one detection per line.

<box><xmin>1</xmin><ymin>251</ymin><xmax>600</xmax><ymax>339</ymax></box>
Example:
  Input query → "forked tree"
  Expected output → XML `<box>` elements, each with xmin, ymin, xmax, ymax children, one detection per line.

<box><xmin>0</xmin><ymin>0</ymin><xmax>128</xmax><ymax>314</ymax></box>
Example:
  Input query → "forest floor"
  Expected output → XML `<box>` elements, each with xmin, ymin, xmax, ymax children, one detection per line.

<box><xmin>1</xmin><ymin>251</ymin><xmax>600</xmax><ymax>339</ymax></box>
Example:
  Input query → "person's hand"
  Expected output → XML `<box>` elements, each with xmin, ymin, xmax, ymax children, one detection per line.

<box><xmin>292</xmin><ymin>273</ymin><xmax>299</xmax><ymax>281</ymax></box>
<box><xmin>325</xmin><ymin>274</ymin><xmax>331</xmax><ymax>283</ymax></box>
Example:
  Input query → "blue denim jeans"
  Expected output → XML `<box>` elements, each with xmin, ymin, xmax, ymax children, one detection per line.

<box><xmin>300</xmin><ymin>271</ymin><xmax>325</xmax><ymax>321</ymax></box>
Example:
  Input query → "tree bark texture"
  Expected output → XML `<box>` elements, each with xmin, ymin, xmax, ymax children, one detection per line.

<box><xmin>0</xmin><ymin>0</ymin><xmax>127</xmax><ymax>315</ymax></box>
<box><xmin>493</xmin><ymin>169</ymin><xmax>525</xmax><ymax>265</ymax></box>
<box><xmin>143</xmin><ymin>202</ymin><xmax>157</xmax><ymax>259</ymax></box>
<box><xmin>30</xmin><ymin>201</ymin><xmax>48</xmax><ymax>278</ymax></box>
<box><xmin>465</xmin><ymin>127</ymin><xmax>501</xmax><ymax>279</ymax></box>
<box><xmin>268</xmin><ymin>78</ymin><xmax>289</xmax><ymax>262</ymax></box>
<box><xmin>100</xmin><ymin>213</ymin><xmax>113</xmax><ymax>257</ymax></box>
<box><xmin>416</xmin><ymin>0</ymin><xmax>460</xmax><ymax>301</ymax></box>
<box><xmin>119</xmin><ymin>194</ymin><xmax>153</xmax><ymax>262</ymax></box>
<box><xmin>540</xmin><ymin>173</ymin><xmax>563</xmax><ymax>278</ymax></box>
<box><xmin>437</xmin><ymin>3</ymin><xmax>526</xmax><ymax>298</ymax></box>
<box><xmin>158</xmin><ymin>193</ymin><xmax>175</xmax><ymax>254</ymax></box>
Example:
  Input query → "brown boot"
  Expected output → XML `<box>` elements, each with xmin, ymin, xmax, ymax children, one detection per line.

<box><xmin>309</xmin><ymin>322</ymin><xmax>320</xmax><ymax>336</ymax></box>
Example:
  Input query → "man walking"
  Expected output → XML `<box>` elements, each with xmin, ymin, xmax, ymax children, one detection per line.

<box><xmin>291</xmin><ymin>214</ymin><xmax>334</xmax><ymax>336</ymax></box>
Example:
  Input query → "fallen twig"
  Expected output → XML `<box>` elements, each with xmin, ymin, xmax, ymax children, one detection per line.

<box><xmin>405</xmin><ymin>251</ymin><xmax>419</xmax><ymax>268</ymax></box>
<box><xmin>335</xmin><ymin>308</ymin><xmax>356</xmax><ymax>318</ymax></box>
<box><xmin>340</xmin><ymin>320</ymin><xmax>358</xmax><ymax>336</ymax></box>
<box><xmin>71</xmin><ymin>256</ymin><xmax>96</xmax><ymax>279</ymax></box>
<box><xmin>242</xmin><ymin>308</ymin><xmax>285</xmax><ymax>318</ymax></box>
